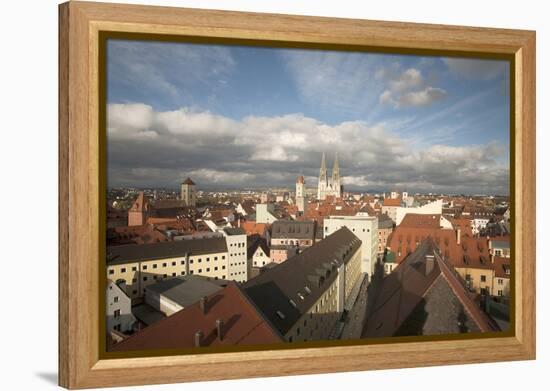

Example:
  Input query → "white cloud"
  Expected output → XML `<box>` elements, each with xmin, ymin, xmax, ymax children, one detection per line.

<box><xmin>443</xmin><ymin>58</ymin><xmax>507</xmax><ymax>80</ymax></box>
<box><xmin>379</xmin><ymin>68</ymin><xmax>447</xmax><ymax>109</ymax></box>
<box><xmin>107</xmin><ymin>103</ymin><xmax>508</xmax><ymax>194</ymax></box>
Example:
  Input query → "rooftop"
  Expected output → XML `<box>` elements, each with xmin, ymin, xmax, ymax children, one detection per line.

<box><xmin>107</xmin><ymin>236</ymin><xmax>227</xmax><ymax>265</ymax></box>
<box><xmin>244</xmin><ymin>227</ymin><xmax>361</xmax><ymax>335</ymax></box>
<box><xmin>271</xmin><ymin>220</ymin><xmax>316</xmax><ymax>239</ymax></box>
<box><xmin>110</xmin><ymin>282</ymin><xmax>282</xmax><ymax>351</ymax></box>
<box><xmin>145</xmin><ymin>276</ymin><xmax>223</xmax><ymax>308</ymax></box>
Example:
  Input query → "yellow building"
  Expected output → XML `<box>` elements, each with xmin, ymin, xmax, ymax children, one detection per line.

<box><xmin>107</xmin><ymin>236</ymin><xmax>229</xmax><ymax>300</ymax></box>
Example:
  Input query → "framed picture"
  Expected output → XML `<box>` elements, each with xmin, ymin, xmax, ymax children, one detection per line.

<box><xmin>59</xmin><ymin>1</ymin><xmax>536</xmax><ymax>389</ymax></box>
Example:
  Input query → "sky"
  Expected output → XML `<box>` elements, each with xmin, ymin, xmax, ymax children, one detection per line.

<box><xmin>106</xmin><ymin>39</ymin><xmax>510</xmax><ymax>195</ymax></box>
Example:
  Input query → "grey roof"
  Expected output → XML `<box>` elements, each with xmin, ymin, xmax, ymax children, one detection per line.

<box><xmin>247</xmin><ymin>235</ymin><xmax>270</xmax><ymax>258</ymax></box>
<box><xmin>223</xmin><ymin>227</ymin><xmax>246</xmax><ymax>236</ymax></box>
<box><xmin>490</xmin><ymin>240</ymin><xmax>510</xmax><ymax>249</ymax></box>
<box><xmin>243</xmin><ymin>227</ymin><xmax>361</xmax><ymax>335</ymax></box>
<box><xmin>107</xmin><ymin>237</ymin><xmax>227</xmax><ymax>265</ymax></box>
<box><xmin>145</xmin><ymin>276</ymin><xmax>222</xmax><ymax>308</ymax></box>
<box><xmin>271</xmin><ymin>220</ymin><xmax>316</xmax><ymax>239</ymax></box>
<box><xmin>378</xmin><ymin>214</ymin><xmax>394</xmax><ymax>229</ymax></box>
<box><xmin>363</xmin><ymin>239</ymin><xmax>498</xmax><ymax>338</ymax></box>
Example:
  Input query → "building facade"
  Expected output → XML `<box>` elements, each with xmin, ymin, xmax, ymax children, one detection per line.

<box><xmin>107</xmin><ymin>237</ymin><xmax>235</xmax><ymax>300</ymax></box>
<box><xmin>323</xmin><ymin>215</ymin><xmax>378</xmax><ymax>276</ymax></box>
<box><xmin>106</xmin><ymin>280</ymin><xmax>137</xmax><ymax>334</ymax></box>
<box><xmin>223</xmin><ymin>227</ymin><xmax>248</xmax><ymax>283</ymax></box>
<box><xmin>180</xmin><ymin>177</ymin><xmax>197</xmax><ymax>207</ymax></box>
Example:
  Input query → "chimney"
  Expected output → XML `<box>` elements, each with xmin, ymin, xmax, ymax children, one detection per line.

<box><xmin>216</xmin><ymin>319</ymin><xmax>225</xmax><ymax>341</ymax></box>
<box><xmin>456</xmin><ymin>228</ymin><xmax>461</xmax><ymax>245</ymax></box>
<box><xmin>199</xmin><ymin>296</ymin><xmax>208</xmax><ymax>314</ymax></box>
<box><xmin>194</xmin><ymin>331</ymin><xmax>203</xmax><ymax>347</ymax></box>
<box><xmin>425</xmin><ymin>254</ymin><xmax>435</xmax><ymax>276</ymax></box>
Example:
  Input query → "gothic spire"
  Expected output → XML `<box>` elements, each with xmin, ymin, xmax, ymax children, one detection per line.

<box><xmin>332</xmin><ymin>152</ymin><xmax>340</xmax><ymax>183</ymax></box>
<box><xmin>319</xmin><ymin>152</ymin><xmax>327</xmax><ymax>182</ymax></box>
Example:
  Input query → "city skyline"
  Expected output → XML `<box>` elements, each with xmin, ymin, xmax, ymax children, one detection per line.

<box><xmin>107</xmin><ymin>39</ymin><xmax>510</xmax><ymax>195</ymax></box>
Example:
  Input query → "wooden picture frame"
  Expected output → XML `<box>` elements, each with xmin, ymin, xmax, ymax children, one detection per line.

<box><xmin>59</xmin><ymin>1</ymin><xmax>536</xmax><ymax>389</ymax></box>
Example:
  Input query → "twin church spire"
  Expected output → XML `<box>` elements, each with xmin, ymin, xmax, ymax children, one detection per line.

<box><xmin>317</xmin><ymin>152</ymin><xmax>342</xmax><ymax>200</ymax></box>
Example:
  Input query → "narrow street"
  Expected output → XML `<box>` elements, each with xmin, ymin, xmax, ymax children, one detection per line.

<box><xmin>340</xmin><ymin>274</ymin><xmax>370</xmax><ymax>339</ymax></box>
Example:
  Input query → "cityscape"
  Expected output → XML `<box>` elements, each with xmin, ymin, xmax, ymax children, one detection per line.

<box><xmin>105</xmin><ymin>40</ymin><xmax>511</xmax><ymax>352</ymax></box>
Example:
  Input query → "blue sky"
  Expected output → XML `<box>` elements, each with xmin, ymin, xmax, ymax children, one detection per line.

<box><xmin>106</xmin><ymin>39</ymin><xmax>510</xmax><ymax>195</ymax></box>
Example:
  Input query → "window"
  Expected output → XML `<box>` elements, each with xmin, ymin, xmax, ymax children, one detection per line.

<box><xmin>481</xmin><ymin>275</ymin><xmax>486</xmax><ymax>282</ymax></box>
<box><xmin>163</xmin><ymin>274</ymin><xmax>167</xmax><ymax>278</ymax></box>
<box><xmin>222</xmin><ymin>265</ymin><xmax>226</xmax><ymax>269</ymax></box>
<box><xmin>120</xmin><ymin>268</ymin><xmax>126</xmax><ymax>273</ymax></box>
<box><xmin>181</xmin><ymin>271</ymin><xmax>185</xmax><ymax>275</ymax></box>
<box><xmin>162</xmin><ymin>263</ymin><xmax>167</xmax><ymax>267</ymax></box>
<box><xmin>222</xmin><ymin>256</ymin><xmax>225</xmax><ymax>260</ymax></box>
<box><xmin>143</xmin><ymin>276</ymin><xmax>148</xmax><ymax>281</ymax></box>
<box><xmin>498</xmin><ymin>278</ymin><xmax>503</xmax><ymax>285</ymax></box>
<box><xmin>214</xmin><ymin>256</ymin><xmax>218</xmax><ymax>261</ymax></box>
<box><xmin>142</xmin><ymin>265</ymin><xmax>148</xmax><ymax>270</ymax></box>
<box><xmin>172</xmin><ymin>272</ymin><xmax>176</xmax><ymax>277</ymax></box>
<box><xmin>198</xmin><ymin>269</ymin><xmax>202</xmax><ymax>273</ymax></box>
<box><xmin>190</xmin><ymin>270</ymin><xmax>194</xmax><ymax>274</ymax></box>
<box><xmin>172</xmin><ymin>262</ymin><xmax>176</xmax><ymax>266</ymax></box>
<box><xmin>113</xmin><ymin>296</ymin><xmax>119</xmax><ymax>303</ymax></box>
<box><xmin>206</xmin><ymin>257</ymin><xmax>210</xmax><ymax>262</ymax></box>
<box><xmin>114</xmin><ymin>309</ymin><xmax>120</xmax><ymax>318</ymax></box>
<box><xmin>214</xmin><ymin>267</ymin><xmax>218</xmax><ymax>271</ymax></box>
<box><xmin>108</xmin><ymin>269</ymin><xmax>114</xmax><ymax>275</ymax></box>
<box><xmin>132</xmin><ymin>278</ymin><xmax>137</xmax><ymax>283</ymax></box>
<box><xmin>132</xmin><ymin>267</ymin><xmax>137</xmax><ymax>271</ymax></box>
<box><xmin>153</xmin><ymin>264</ymin><xmax>157</xmax><ymax>269</ymax></box>
<box><xmin>190</xmin><ymin>260</ymin><xmax>194</xmax><ymax>264</ymax></box>
<box><xmin>181</xmin><ymin>260</ymin><xmax>185</xmax><ymax>265</ymax></box>
<box><xmin>206</xmin><ymin>268</ymin><xmax>210</xmax><ymax>272</ymax></box>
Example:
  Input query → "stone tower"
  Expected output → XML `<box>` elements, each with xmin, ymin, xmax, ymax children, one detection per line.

<box><xmin>317</xmin><ymin>153</ymin><xmax>328</xmax><ymax>200</ymax></box>
<box><xmin>128</xmin><ymin>191</ymin><xmax>150</xmax><ymax>226</ymax></box>
<box><xmin>332</xmin><ymin>152</ymin><xmax>342</xmax><ymax>198</ymax></box>
<box><xmin>296</xmin><ymin>175</ymin><xmax>307</xmax><ymax>214</ymax></box>
<box><xmin>180</xmin><ymin>177</ymin><xmax>197</xmax><ymax>207</ymax></box>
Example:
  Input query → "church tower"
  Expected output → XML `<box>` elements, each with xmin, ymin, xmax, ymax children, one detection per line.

<box><xmin>128</xmin><ymin>191</ymin><xmax>150</xmax><ymax>226</ymax></box>
<box><xmin>180</xmin><ymin>177</ymin><xmax>197</xmax><ymax>207</ymax></box>
<box><xmin>296</xmin><ymin>176</ymin><xmax>307</xmax><ymax>214</ymax></box>
<box><xmin>317</xmin><ymin>153</ymin><xmax>328</xmax><ymax>200</ymax></box>
<box><xmin>332</xmin><ymin>152</ymin><xmax>341</xmax><ymax>198</ymax></box>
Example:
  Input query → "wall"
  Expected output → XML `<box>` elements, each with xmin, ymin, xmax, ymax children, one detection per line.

<box><xmin>5</xmin><ymin>1</ymin><xmax>547</xmax><ymax>391</ymax></box>
<box><xmin>323</xmin><ymin>216</ymin><xmax>378</xmax><ymax>276</ymax></box>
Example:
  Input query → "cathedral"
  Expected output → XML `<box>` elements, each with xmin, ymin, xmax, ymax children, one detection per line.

<box><xmin>317</xmin><ymin>152</ymin><xmax>342</xmax><ymax>200</ymax></box>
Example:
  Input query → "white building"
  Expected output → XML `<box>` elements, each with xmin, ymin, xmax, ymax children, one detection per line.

<box><xmin>106</xmin><ymin>280</ymin><xmax>136</xmax><ymax>334</ymax></box>
<box><xmin>471</xmin><ymin>217</ymin><xmax>490</xmax><ymax>235</ymax></box>
<box><xmin>255</xmin><ymin>203</ymin><xmax>278</xmax><ymax>224</ymax></box>
<box><xmin>395</xmin><ymin>199</ymin><xmax>443</xmax><ymax>226</ymax></box>
<box><xmin>223</xmin><ymin>227</ymin><xmax>248</xmax><ymax>283</ymax></box>
<box><xmin>323</xmin><ymin>215</ymin><xmax>378</xmax><ymax>277</ymax></box>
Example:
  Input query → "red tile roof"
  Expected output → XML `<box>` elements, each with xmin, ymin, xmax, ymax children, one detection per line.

<box><xmin>399</xmin><ymin>214</ymin><xmax>442</xmax><ymax>229</ymax></box>
<box><xmin>493</xmin><ymin>256</ymin><xmax>511</xmax><ymax>278</ymax></box>
<box><xmin>110</xmin><ymin>282</ymin><xmax>282</xmax><ymax>352</ymax></box>
<box><xmin>383</xmin><ymin>198</ymin><xmax>401</xmax><ymax>207</ymax></box>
